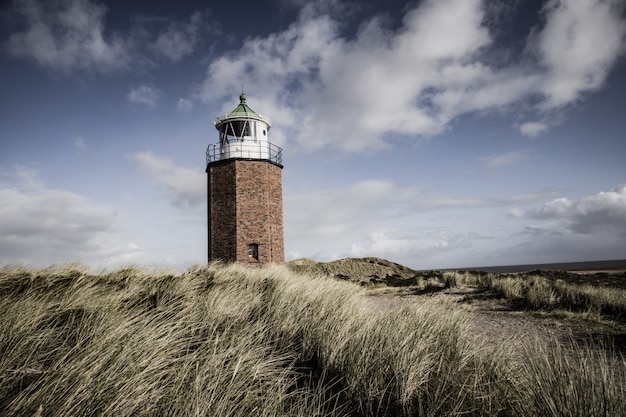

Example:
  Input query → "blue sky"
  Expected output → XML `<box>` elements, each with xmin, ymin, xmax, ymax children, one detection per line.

<box><xmin>1</xmin><ymin>0</ymin><xmax>625</xmax><ymax>270</ymax></box>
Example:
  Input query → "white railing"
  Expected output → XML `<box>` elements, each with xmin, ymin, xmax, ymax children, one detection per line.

<box><xmin>206</xmin><ymin>141</ymin><xmax>283</xmax><ymax>166</ymax></box>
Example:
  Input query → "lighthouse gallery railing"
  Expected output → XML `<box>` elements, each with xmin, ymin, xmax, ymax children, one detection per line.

<box><xmin>206</xmin><ymin>141</ymin><xmax>283</xmax><ymax>166</ymax></box>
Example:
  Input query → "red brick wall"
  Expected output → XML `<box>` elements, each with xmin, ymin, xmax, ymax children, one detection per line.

<box><xmin>207</xmin><ymin>159</ymin><xmax>284</xmax><ymax>265</ymax></box>
<box><xmin>207</xmin><ymin>162</ymin><xmax>237</xmax><ymax>262</ymax></box>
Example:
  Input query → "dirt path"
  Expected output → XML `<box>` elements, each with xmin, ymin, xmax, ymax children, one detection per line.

<box><xmin>364</xmin><ymin>286</ymin><xmax>626</xmax><ymax>355</ymax></box>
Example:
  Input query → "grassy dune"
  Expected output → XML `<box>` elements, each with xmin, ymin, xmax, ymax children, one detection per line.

<box><xmin>291</xmin><ymin>257</ymin><xmax>626</xmax><ymax>321</ymax></box>
<box><xmin>0</xmin><ymin>262</ymin><xmax>624</xmax><ymax>416</ymax></box>
<box><xmin>442</xmin><ymin>270</ymin><xmax>626</xmax><ymax>321</ymax></box>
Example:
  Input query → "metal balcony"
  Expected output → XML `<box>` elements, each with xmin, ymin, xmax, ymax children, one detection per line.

<box><xmin>206</xmin><ymin>141</ymin><xmax>283</xmax><ymax>167</ymax></box>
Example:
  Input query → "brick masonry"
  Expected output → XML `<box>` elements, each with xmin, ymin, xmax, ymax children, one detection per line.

<box><xmin>207</xmin><ymin>159</ymin><xmax>284</xmax><ymax>265</ymax></box>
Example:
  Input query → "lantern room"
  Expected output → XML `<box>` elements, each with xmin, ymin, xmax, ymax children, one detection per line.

<box><xmin>207</xmin><ymin>94</ymin><xmax>282</xmax><ymax>166</ymax></box>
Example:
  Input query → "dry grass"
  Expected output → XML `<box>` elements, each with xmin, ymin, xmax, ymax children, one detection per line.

<box><xmin>443</xmin><ymin>270</ymin><xmax>626</xmax><ymax>321</ymax></box>
<box><xmin>0</xmin><ymin>262</ymin><xmax>624</xmax><ymax>416</ymax></box>
<box><xmin>288</xmin><ymin>257</ymin><xmax>419</xmax><ymax>284</ymax></box>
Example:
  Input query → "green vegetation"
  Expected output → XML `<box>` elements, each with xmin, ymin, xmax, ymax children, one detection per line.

<box><xmin>443</xmin><ymin>270</ymin><xmax>626</xmax><ymax>321</ymax></box>
<box><xmin>1</xmin><ymin>262</ymin><xmax>624</xmax><ymax>416</ymax></box>
<box><xmin>290</xmin><ymin>257</ymin><xmax>626</xmax><ymax>321</ymax></box>
<box><xmin>288</xmin><ymin>257</ymin><xmax>424</xmax><ymax>283</ymax></box>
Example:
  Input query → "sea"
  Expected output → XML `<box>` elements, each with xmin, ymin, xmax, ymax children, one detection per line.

<box><xmin>443</xmin><ymin>259</ymin><xmax>626</xmax><ymax>273</ymax></box>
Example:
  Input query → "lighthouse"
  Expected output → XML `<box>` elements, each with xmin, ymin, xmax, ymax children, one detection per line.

<box><xmin>206</xmin><ymin>94</ymin><xmax>285</xmax><ymax>265</ymax></box>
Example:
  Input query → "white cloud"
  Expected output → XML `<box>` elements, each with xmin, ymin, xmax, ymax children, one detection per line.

<box><xmin>349</xmin><ymin>229</ymin><xmax>478</xmax><ymax>260</ymax></box>
<box><xmin>512</xmin><ymin>185</ymin><xmax>626</xmax><ymax>235</ymax></box>
<box><xmin>198</xmin><ymin>0</ymin><xmax>492</xmax><ymax>151</ymax></box>
<box><xmin>507</xmin><ymin>207</ymin><xmax>525</xmax><ymax>219</ymax></box>
<box><xmin>479</xmin><ymin>149</ymin><xmax>531</xmax><ymax>168</ymax></box>
<box><xmin>128</xmin><ymin>151</ymin><xmax>205</xmax><ymax>207</ymax></box>
<box><xmin>0</xmin><ymin>167</ymin><xmax>142</xmax><ymax>267</ymax></box>
<box><xmin>284</xmin><ymin>178</ymin><xmax>556</xmax><ymax>266</ymax></box>
<box><xmin>509</xmin><ymin>190</ymin><xmax>560</xmax><ymax>204</ymax></box>
<box><xmin>3</xmin><ymin>165</ymin><xmax>43</xmax><ymax>189</ymax></box>
<box><xmin>198</xmin><ymin>0</ymin><xmax>626</xmax><ymax>152</ymax></box>
<box><xmin>534</xmin><ymin>0</ymin><xmax>626</xmax><ymax>109</ymax></box>
<box><xmin>177</xmin><ymin>98</ymin><xmax>194</xmax><ymax>113</ymax></box>
<box><xmin>350</xmin><ymin>230</ymin><xmax>417</xmax><ymax>259</ymax></box>
<box><xmin>7</xmin><ymin>0</ymin><xmax>130</xmax><ymax>73</ymax></box>
<box><xmin>152</xmin><ymin>11</ymin><xmax>204</xmax><ymax>61</ymax></box>
<box><xmin>519</xmin><ymin>122</ymin><xmax>548</xmax><ymax>137</ymax></box>
<box><xmin>284</xmin><ymin>179</ymin><xmax>420</xmax><ymax>261</ymax></box>
<box><xmin>6</xmin><ymin>0</ymin><xmax>211</xmax><ymax>73</ymax></box>
<box><xmin>284</xmin><ymin>175</ymin><xmax>620</xmax><ymax>268</ymax></box>
<box><xmin>414</xmin><ymin>190</ymin><xmax>554</xmax><ymax>212</ymax></box>
<box><xmin>416</xmin><ymin>197</ymin><xmax>499</xmax><ymax>211</ymax></box>
<box><xmin>310</xmin><ymin>225</ymin><xmax>489</xmax><ymax>268</ymax></box>
<box><xmin>127</xmin><ymin>85</ymin><xmax>161</xmax><ymax>108</ymax></box>
<box><xmin>285</xmin><ymin>179</ymin><xmax>418</xmax><ymax>241</ymax></box>
<box><xmin>73</xmin><ymin>135</ymin><xmax>89</xmax><ymax>152</ymax></box>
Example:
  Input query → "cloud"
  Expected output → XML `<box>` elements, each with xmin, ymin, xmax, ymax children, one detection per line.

<box><xmin>285</xmin><ymin>180</ymin><xmax>425</xmax><ymax>263</ymax></box>
<box><xmin>512</xmin><ymin>185</ymin><xmax>626</xmax><ymax>235</ymax></box>
<box><xmin>285</xmin><ymin>179</ymin><xmax>418</xmax><ymax>240</ymax></box>
<box><xmin>151</xmin><ymin>11</ymin><xmax>204</xmax><ymax>61</ymax></box>
<box><xmin>0</xmin><ymin>167</ymin><xmax>142</xmax><ymax>266</ymax></box>
<box><xmin>414</xmin><ymin>190</ymin><xmax>555</xmax><ymax>212</ymax></box>
<box><xmin>521</xmin><ymin>225</ymin><xmax>563</xmax><ymax>237</ymax></box>
<box><xmin>284</xmin><ymin>176</ymin><xmax>620</xmax><ymax>268</ymax></box>
<box><xmin>348</xmin><ymin>229</ymin><xmax>483</xmax><ymax>262</ymax></box>
<box><xmin>533</xmin><ymin>0</ymin><xmax>626</xmax><ymax>109</ymax></box>
<box><xmin>198</xmin><ymin>0</ymin><xmax>626</xmax><ymax>152</ymax></box>
<box><xmin>350</xmin><ymin>231</ymin><xmax>417</xmax><ymax>259</ymax></box>
<box><xmin>284</xmin><ymin>178</ymin><xmax>554</xmax><ymax>266</ymax></box>
<box><xmin>6</xmin><ymin>0</ymin><xmax>130</xmax><ymax>73</ymax></box>
<box><xmin>5</xmin><ymin>0</ymin><xmax>211</xmax><ymax>73</ymax></box>
<box><xmin>73</xmin><ymin>135</ymin><xmax>89</xmax><ymax>152</ymax></box>
<box><xmin>128</xmin><ymin>151</ymin><xmax>205</xmax><ymax>207</ymax></box>
<box><xmin>479</xmin><ymin>149</ymin><xmax>531</xmax><ymax>168</ymax></box>
<box><xmin>519</xmin><ymin>122</ymin><xmax>548</xmax><ymax>137</ymax></box>
<box><xmin>177</xmin><ymin>98</ymin><xmax>194</xmax><ymax>113</ymax></box>
<box><xmin>3</xmin><ymin>165</ymin><xmax>43</xmax><ymax>189</ymax></box>
<box><xmin>416</xmin><ymin>197</ymin><xmax>500</xmax><ymax>211</ymax></box>
<box><xmin>198</xmin><ymin>0</ymin><xmax>492</xmax><ymax>151</ymax></box>
<box><xmin>127</xmin><ymin>85</ymin><xmax>161</xmax><ymax>108</ymax></box>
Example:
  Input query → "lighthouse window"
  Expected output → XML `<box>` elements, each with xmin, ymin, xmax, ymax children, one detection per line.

<box><xmin>262</xmin><ymin>129</ymin><xmax>266</xmax><ymax>136</ymax></box>
<box><xmin>219</xmin><ymin>125</ymin><xmax>228</xmax><ymax>144</ymax></box>
<box><xmin>248</xmin><ymin>243</ymin><xmax>259</xmax><ymax>260</ymax></box>
<box><xmin>231</xmin><ymin>121</ymin><xmax>250</xmax><ymax>138</ymax></box>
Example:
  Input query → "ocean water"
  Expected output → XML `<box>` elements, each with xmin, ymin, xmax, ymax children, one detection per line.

<box><xmin>448</xmin><ymin>259</ymin><xmax>626</xmax><ymax>273</ymax></box>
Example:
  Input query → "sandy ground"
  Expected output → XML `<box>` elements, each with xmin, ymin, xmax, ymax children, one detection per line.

<box><xmin>364</xmin><ymin>270</ymin><xmax>626</xmax><ymax>356</ymax></box>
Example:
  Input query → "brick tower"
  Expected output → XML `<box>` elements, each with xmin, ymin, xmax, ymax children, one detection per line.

<box><xmin>206</xmin><ymin>94</ymin><xmax>284</xmax><ymax>265</ymax></box>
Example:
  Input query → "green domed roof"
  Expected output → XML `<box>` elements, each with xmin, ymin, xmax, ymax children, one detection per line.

<box><xmin>215</xmin><ymin>93</ymin><xmax>271</xmax><ymax>129</ymax></box>
<box><xmin>227</xmin><ymin>93</ymin><xmax>260</xmax><ymax>118</ymax></box>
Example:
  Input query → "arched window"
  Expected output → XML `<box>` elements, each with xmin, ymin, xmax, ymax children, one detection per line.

<box><xmin>248</xmin><ymin>243</ymin><xmax>259</xmax><ymax>260</ymax></box>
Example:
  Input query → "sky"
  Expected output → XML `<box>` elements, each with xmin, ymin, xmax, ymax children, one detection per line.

<box><xmin>1</xmin><ymin>0</ymin><xmax>625</xmax><ymax>271</ymax></box>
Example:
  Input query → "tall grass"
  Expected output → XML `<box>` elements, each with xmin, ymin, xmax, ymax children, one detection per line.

<box><xmin>0</xmin><ymin>263</ymin><xmax>624</xmax><ymax>416</ymax></box>
<box><xmin>510</xmin><ymin>336</ymin><xmax>626</xmax><ymax>417</ymax></box>
<box><xmin>288</xmin><ymin>257</ymin><xmax>418</xmax><ymax>284</ymax></box>
<box><xmin>443</xmin><ymin>270</ymin><xmax>626</xmax><ymax>320</ymax></box>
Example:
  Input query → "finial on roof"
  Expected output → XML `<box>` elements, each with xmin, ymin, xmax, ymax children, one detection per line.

<box><xmin>240</xmin><ymin>85</ymin><xmax>246</xmax><ymax>103</ymax></box>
